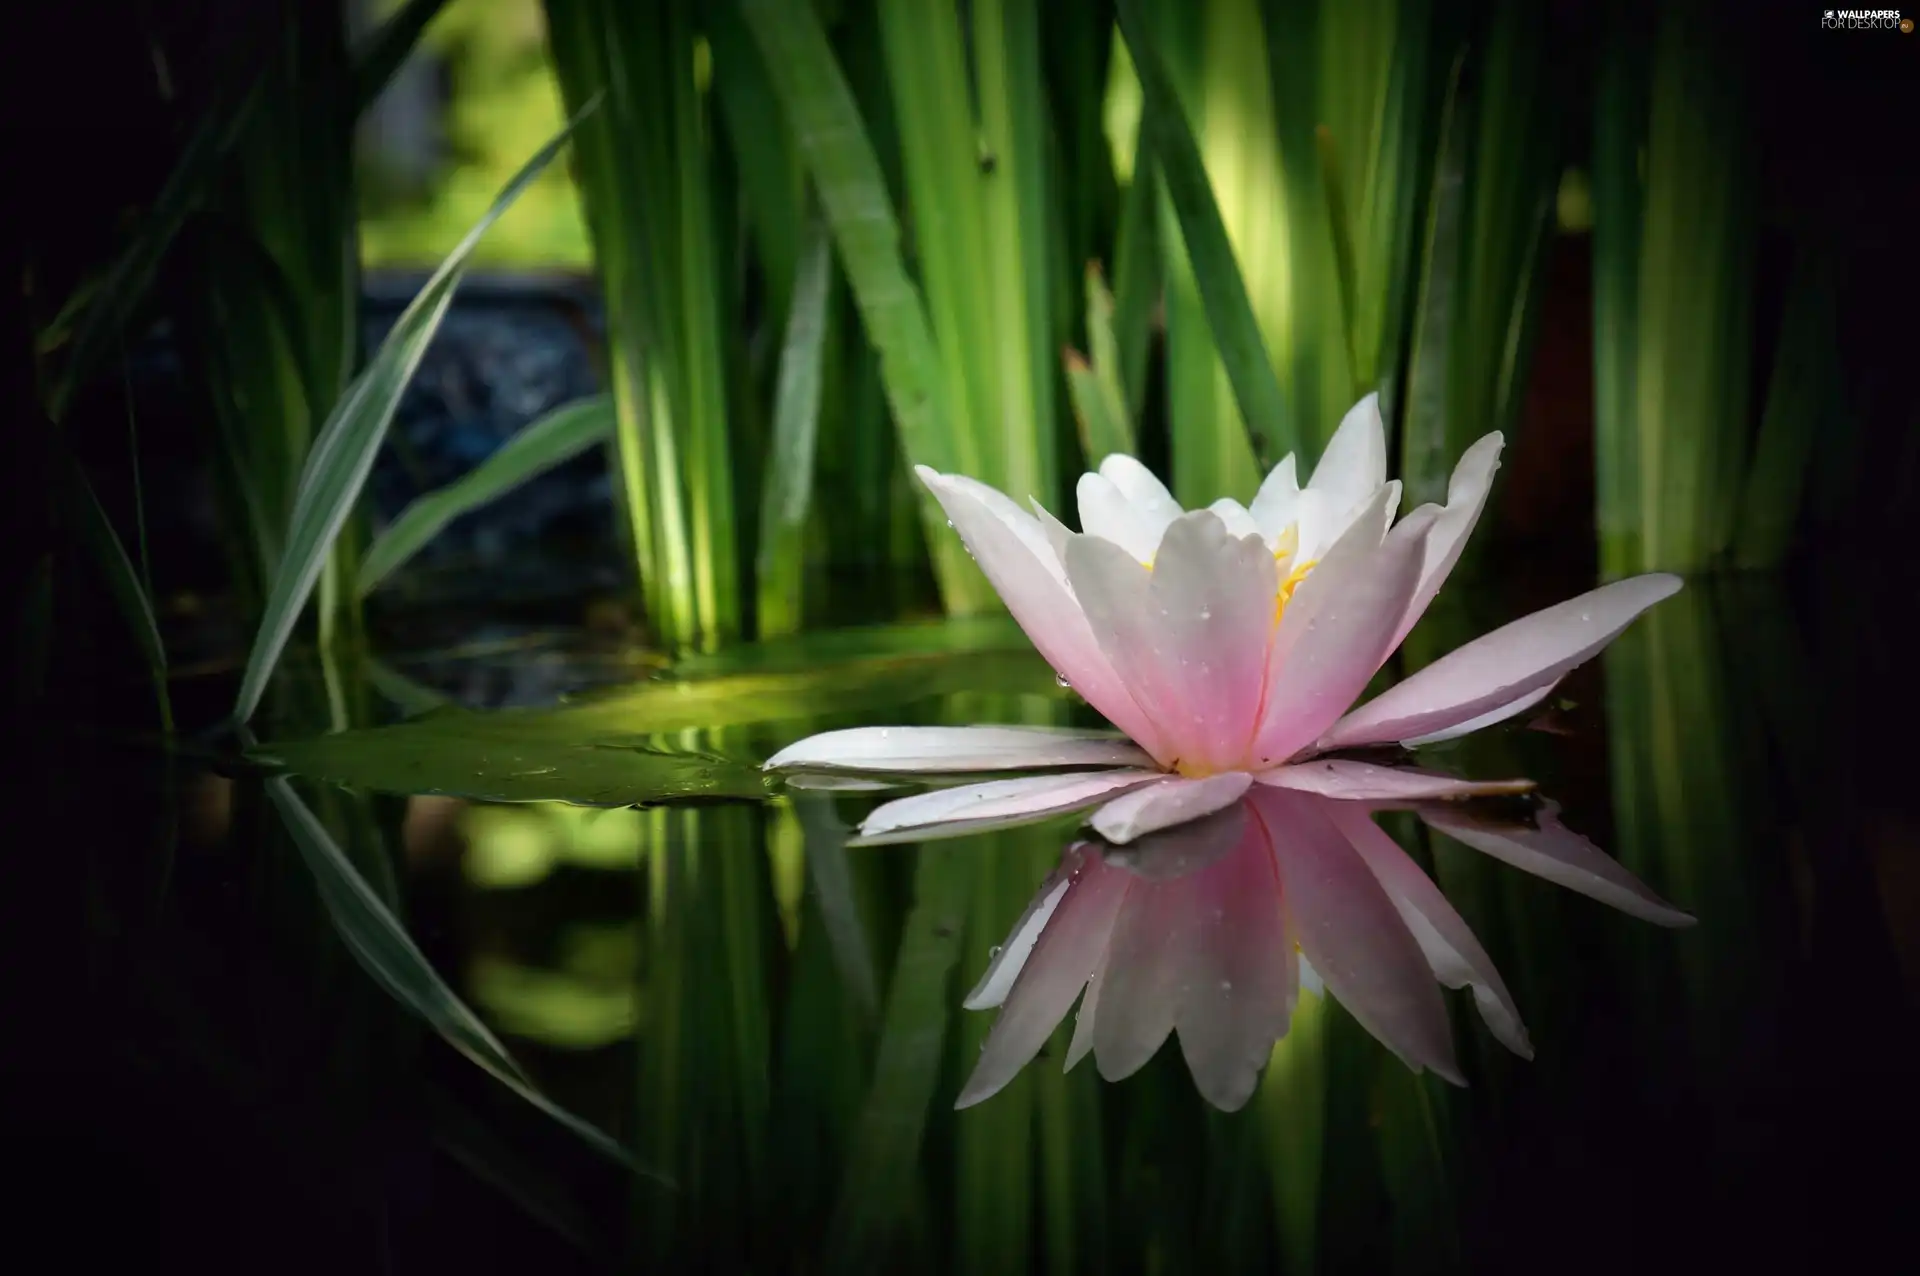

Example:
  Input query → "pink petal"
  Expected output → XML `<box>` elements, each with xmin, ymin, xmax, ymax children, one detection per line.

<box><xmin>766</xmin><ymin>725</ymin><xmax>1157</xmax><ymax>773</ymax></box>
<box><xmin>1326</xmin><ymin>802</ymin><xmax>1531</xmax><ymax>1058</ymax></box>
<box><xmin>1318</xmin><ymin>574</ymin><xmax>1685</xmax><ymax>752</ymax></box>
<box><xmin>1256</xmin><ymin>759</ymin><xmax>1534</xmax><ymax>803</ymax></box>
<box><xmin>1089</xmin><ymin>772</ymin><xmax>1253</xmax><ymax>844</ymax></box>
<box><xmin>1086</xmin><ymin>869</ymin><xmax>1193</xmax><ymax>1081</ymax></box>
<box><xmin>956</xmin><ymin>847</ymin><xmax>1131</xmax><ymax>1108</ymax></box>
<box><xmin>1169</xmin><ymin>815</ymin><xmax>1298</xmax><ymax>1110</ymax></box>
<box><xmin>1065</xmin><ymin>511</ymin><xmax>1278</xmax><ymax>773</ymax></box>
<box><xmin>1389</xmin><ymin>432</ymin><xmax>1504</xmax><ymax>650</ymax></box>
<box><xmin>1250</xmin><ymin>495</ymin><xmax>1435</xmax><ymax>766</ymax></box>
<box><xmin>853</xmin><ymin>770</ymin><xmax>1162</xmax><ymax>846</ymax></box>
<box><xmin>917</xmin><ymin>467</ymin><xmax>1167</xmax><ymax>756</ymax></box>
<box><xmin>1420</xmin><ymin>801</ymin><xmax>1696</xmax><ymax>927</ymax></box>
<box><xmin>1252</xmin><ymin>788</ymin><xmax>1463</xmax><ymax>1083</ymax></box>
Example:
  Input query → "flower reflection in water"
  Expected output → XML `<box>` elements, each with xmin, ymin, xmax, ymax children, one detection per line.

<box><xmin>958</xmin><ymin>788</ymin><xmax>1692</xmax><ymax>1112</ymax></box>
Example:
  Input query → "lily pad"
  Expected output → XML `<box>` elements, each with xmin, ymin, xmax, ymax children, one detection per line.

<box><xmin>259</xmin><ymin>711</ymin><xmax>771</xmax><ymax>806</ymax></box>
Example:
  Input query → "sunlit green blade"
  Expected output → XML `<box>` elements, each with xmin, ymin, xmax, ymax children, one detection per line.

<box><xmin>1591</xmin><ymin>6</ymin><xmax>1646</xmax><ymax>578</ymax></box>
<box><xmin>365</xmin><ymin>657</ymin><xmax>455</xmax><ymax>716</ymax></box>
<box><xmin>825</xmin><ymin>842</ymin><xmax>973</xmax><ymax>1269</ymax></box>
<box><xmin>256</xmin><ymin>714</ymin><xmax>771</xmax><ymax>806</ymax></box>
<box><xmin>233</xmin><ymin>105</ymin><xmax>592</xmax><ymax>722</ymax></box>
<box><xmin>1117</xmin><ymin>0</ymin><xmax>1287</xmax><ymax>475</ymax></box>
<box><xmin>729</xmin><ymin>0</ymin><xmax>986</xmax><ymax>611</ymax></box>
<box><xmin>756</xmin><ymin>215</ymin><xmax>834</xmax><ymax>637</ymax></box>
<box><xmin>357</xmin><ymin>394</ymin><xmax>615</xmax><ymax>596</ymax></box>
<box><xmin>57</xmin><ymin>445</ymin><xmax>170</xmax><ymax>730</ymax></box>
<box><xmin>262</xmin><ymin>775</ymin><xmax>644</xmax><ymax>1171</ymax></box>
<box><xmin>349</xmin><ymin>0</ymin><xmax>453</xmax><ymax>118</ymax></box>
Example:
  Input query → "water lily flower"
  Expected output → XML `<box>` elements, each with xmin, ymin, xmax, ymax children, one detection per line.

<box><xmin>955</xmin><ymin>788</ymin><xmax>1692</xmax><ymax>1112</ymax></box>
<box><xmin>766</xmin><ymin>394</ymin><xmax>1684</xmax><ymax>850</ymax></box>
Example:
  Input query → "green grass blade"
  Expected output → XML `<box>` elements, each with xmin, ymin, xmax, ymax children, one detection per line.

<box><xmin>1734</xmin><ymin>247</ymin><xmax>1836</xmax><ymax>569</ymax></box>
<box><xmin>47</xmin><ymin>71</ymin><xmax>267</xmax><ymax>422</ymax></box>
<box><xmin>358</xmin><ymin>394</ymin><xmax>615</xmax><ymax>596</ymax></box>
<box><xmin>1110</xmin><ymin>135</ymin><xmax>1160</xmax><ymax>427</ymax></box>
<box><xmin>349</xmin><ymin>0</ymin><xmax>453</xmax><ymax>119</ymax></box>
<box><xmin>1084</xmin><ymin>264</ymin><xmax>1135</xmax><ymax>447</ymax></box>
<box><xmin>262</xmin><ymin>774</ymin><xmax>647</xmax><ymax>1172</ymax></box>
<box><xmin>233</xmin><ymin>104</ymin><xmax>593</xmax><ymax>722</ymax></box>
<box><xmin>729</xmin><ymin>0</ymin><xmax>987</xmax><ymax>612</ymax></box>
<box><xmin>1066</xmin><ymin>349</ymin><xmax>1135</xmax><ymax>465</ymax></box>
<box><xmin>756</xmin><ymin>214</ymin><xmax>834</xmax><ymax>638</ymax></box>
<box><xmin>57</xmin><ymin>446</ymin><xmax>171</xmax><ymax>730</ymax></box>
<box><xmin>1398</xmin><ymin>53</ymin><xmax>1469</xmax><ymax>509</ymax></box>
<box><xmin>1315</xmin><ymin>125</ymin><xmax>1363</xmax><ymax>404</ymax></box>
<box><xmin>795</xmin><ymin>795</ymin><xmax>881</xmax><ymax>1026</ymax></box>
<box><xmin>1116</xmin><ymin>0</ymin><xmax>1287</xmax><ymax>471</ymax></box>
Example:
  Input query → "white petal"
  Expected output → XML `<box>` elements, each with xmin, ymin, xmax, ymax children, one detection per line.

<box><xmin>1398</xmin><ymin>681</ymin><xmax>1558</xmax><ymax>748</ymax></box>
<box><xmin>1205</xmin><ymin>498</ymin><xmax>1261</xmax><ymax>539</ymax></box>
<box><xmin>1326</xmin><ymin>803</ymin><xmax>1531</xmax><ymax>1058</ymax></box>
<box><xmin>917</xmin><ymin>467</ymin><xmax>1168</xmax><ymax>755</ymax></box>
<box><xmin>1254</xmin><ymin>788</ymin><xmax>1463</xmax><ymax>1084</ymax></box>
<box><xmin>1090</xmin><ymin>773</ymin><xmax>1253</xmax><ymax>844</ymax></box>
<box><xmin>1390</xmin><ymin>432</ymin><xmax>1504</xmax><ymax>650</ymax></box>
<box><xmin>1029</xmin><ymin>498</ymin><xmax>1074</xmax><ymax>566</ymax></box>
<box><xmin>1099</xmin><ymin>800</ymin><xmax>1249</xmax><ymax>880</ymax></box>
<box><xmin>766</xmin><ymin>725</ymin><xmax>1156</xmax><ymax>773</ymax></box>
<box><xmin>1064</xmin><ymin>513</ymin><xmax>1278</xmax><ymax>773</ymax></box>
<box><xmin>1098</xmin><ymin>454</ymin><xmax>1185</xmax><ymax>523</ymax></box>
<box><xmin>854</xmin><ymin>769</ymin><xmax>1162</xmax><ymax>846</ymax></box>
<box><xmin>1250</xmin><ymin>497</ymin><xmax>1434</xmax><ymax>765</ymax></box>
<box><xmin>1307</xmin><ymin>393</ymin><xmax>1389</xmax><ymax>513</ymax></box>
<box><xmin>1249</xmin><ymin>453</ymin><xmax>1302</xmax><ymax>539</ymax></box>
<box><xmin>1421</xmin><ymin>802</ymin><xmax>1696</xmax><ymax>927</ymax></box>
<box><xmin>1256</xmin><ymin>759</ymin><xmax>1534</xmax><ymax>803</ymax></box>
<box><xmin>778</xmin><ymin>773</ymin><xmax>903</xmax><ymax>792</ymax></box>
<box><xmin>1077</xmin><ymin>471</ymin><xmax>1170</xmax><ymax>563</ymax></box>
<box><xmin>957</xmin><ymin>847</ymin><xmax>1132</xmax><ymax>1108</ymax></box>
<box><xmin>1318</xmin><ymin>574</ymin><xmax>1685</xmax><ymax>752</ymax></box>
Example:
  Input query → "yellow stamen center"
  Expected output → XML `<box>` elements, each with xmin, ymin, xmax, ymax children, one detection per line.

<box><xmin>1271</xmin><ymin>524</ymin><xmax>1315</xmax><ymax>624</ymax></box>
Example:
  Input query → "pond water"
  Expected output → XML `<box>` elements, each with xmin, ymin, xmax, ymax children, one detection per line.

<box><xmin>30</xmin><ymin>568</ymin><xmax>1918</xmax><ymax>1274</ymax></box>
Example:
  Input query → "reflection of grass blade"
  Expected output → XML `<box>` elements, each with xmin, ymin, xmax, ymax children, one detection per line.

<box><xmin>357</xmin><ymin>395</ymin><xmax>615</xmax><ymax>596</ymax></box>
<box><xmin>233</xmin><ymin>105</ymin><xmax>594</xmax><ymax>721</ymax></box>
<box><xmin>1735</xmin><ymin>249</ymin><xmax>1837</xmax><ymax>569</ymax></box>
<box><xmin>1117</xmin><ymin>0</ymin><xmax>1288</xmax><ymax>471</ymax></box>
<box><xmin>796</xmin><ymin>796</ymin><xmax>880</xmax><ymax>1025</ymax></box>
<box><xmin>755</xmin><ymin>214</ymin><xmax>835</xmax><ymax>638</ymax></box>
<box><xmin>262</xmin><ymin>775</ymin><xmax>647</xmax><ymax>1173</ymax></box>
<box><xmin>1259</xmin><ymin>989</ymin><xmax>1328</xmax><ymax>1275</ymax></box>
<box><xmin>825</xmin><ymin>843</ymin><xmax>973</xmax><ymax>1269</ymax></box>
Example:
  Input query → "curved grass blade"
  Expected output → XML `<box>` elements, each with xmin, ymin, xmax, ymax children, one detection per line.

<box><xmin>263</xmin><ymin>774</ymin><xmax>653</xmax><ymax>1175</ymax></box>
<box><xmin>350</xmin><ymin>0</ymin><xmax>452</xmax><ymax>118</ymax></box>
<box><xmin>1066</xmin><ymin>349</ymin><xmax>1133</xmax><ymax>465</ymax></box>
<box><xmin>233</xmin><ymin>101</ymin><xmax>597</xmax><ymax>722</ymax></box>
<box><xmin>58</xmin><ymin>446</ymin><xmax>171</xmax><ymax>730</ymax></box>
<box><xmin>795</xmin><ymin>796</ymin><xmax>880</xmax><ymax>1025</ymax></box>
<box><xmin>1315</xmin><ymin>125</ymin><xmax>1363</xmax><ymax>403</ymax></box>
<box><xmin>1115</xmin><ymin>0</ymin><xmax>1288</xmax><ymax>466</ymax></box>
<box><xmin>755</xmin><ymin>213</ymin><xmax>834</xmax><ymax>638</ymax></box>
<box><xmin>358</xmin><ymin>394</ymin><xmax>615</xmax><ymax>596</ymax></box>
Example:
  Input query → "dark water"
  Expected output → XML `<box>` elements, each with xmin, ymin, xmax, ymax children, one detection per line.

<box><xmin>19</xmin><ymin>565</ymin><xmax>1917</xmax><ymax>1275</ymax></box>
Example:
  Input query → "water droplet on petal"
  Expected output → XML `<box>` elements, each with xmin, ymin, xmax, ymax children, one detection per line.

<box><xmin>946</xmin><ymin>519</ymin><xmax>955</xmax><ymax>529</ymax></box>
<box><xmin>1219</xmin><ymin>979</ymin><xmax>1232</xmax><ymax>992</ymax></box>
<box><xmin>988</xmin><ymin>945</ymin><xmax>1003</xmax><ymax>958</ymax></box>
<box><xmin>1055</xmin><ymin>672</ymin><xmax>1073</xmax><ymax>689</ymax></box>
<box><xmin>1200</xmin><ymin>608</ymin><xmax>1212</xmax><ymax>620</ymax></box>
